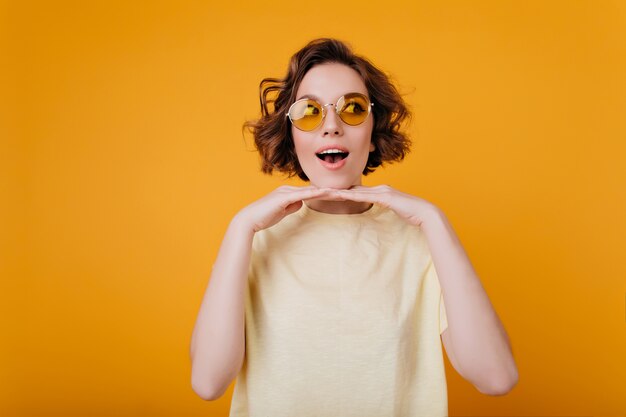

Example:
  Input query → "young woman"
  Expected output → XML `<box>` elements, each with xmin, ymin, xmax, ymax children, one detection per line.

<box><xmin>190</xmin><ymin>38</ymin><xmax>518</xmax><ymax>417</ymax></box>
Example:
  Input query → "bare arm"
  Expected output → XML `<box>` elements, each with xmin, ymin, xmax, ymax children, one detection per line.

<box><xmin>189</xmin><ymin>185</ymin><xmax>337</xmax><ymax>401</ymax></box>
<box><xmin>326</xmin><ymin>185</ymin><xmax>518</xmax><ymax>395</ymax></box>
<box><xmin>422</xmin><ymin>207</ymin><xmax>518</xmax><ymax>395</ymax></box>
<box><xmin>189</xmin><ymin>214</ymin><xmax>254</xmax><ymax>401</ymax></box>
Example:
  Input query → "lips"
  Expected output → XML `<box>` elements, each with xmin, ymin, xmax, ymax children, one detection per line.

<box><xmin>315</xmin><ymin>145</ymin><xmax>350</xmax><ymax>164</ymax></box>
<box><xmin>315</xmin><ymin>144</ymin><xmax>349</xmax><ymax>154</ymax></box>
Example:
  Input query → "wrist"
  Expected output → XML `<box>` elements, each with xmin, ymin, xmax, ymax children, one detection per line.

<box><xmin>420</xmin><ymin>204</ymin><xmax>445</xmax><ymax>229</ymax></box>
<box><xmin>230</xmin><ymin>212</ymin><xmax>257</xmax><ymax>237</ymax></box>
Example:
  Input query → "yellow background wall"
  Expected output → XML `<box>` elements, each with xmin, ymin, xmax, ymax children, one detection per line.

<box><xmin>2</xmin><ymin>1</ymin><xmax>625</xmax><ymax>416</ymax></box>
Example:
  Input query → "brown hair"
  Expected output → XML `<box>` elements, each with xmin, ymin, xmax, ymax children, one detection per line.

<box><xmin>242</xmin><ymin>37</ymin><xmax>413</xmax><ymax>181</ymax></box>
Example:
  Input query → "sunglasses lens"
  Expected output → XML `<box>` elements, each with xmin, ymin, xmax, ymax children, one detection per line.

<box><xmin>337</xmin><ymin>93</ymin><xmax>371</xmax><ymax>126</ymax></box>
<box><xmin>289</xmin><ymin>99</ymin><xmax>322</xmax><ymax>131</ymax></box>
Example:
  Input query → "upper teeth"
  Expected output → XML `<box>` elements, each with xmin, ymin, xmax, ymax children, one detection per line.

<box><xmin>318</xmin><ymin>149</ymin><xmax>346</xmax><ymax>154</ymax></box>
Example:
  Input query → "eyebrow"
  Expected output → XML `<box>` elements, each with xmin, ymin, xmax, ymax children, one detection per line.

<box><xmin>296</xmin><ymin>92</ymin><xmax>366</xmax><ymax>101</ymax></box>
<box><xmin>296</xmin><ymin>93</ymin><xmax>321</xmax><ymax>101</ymax></box>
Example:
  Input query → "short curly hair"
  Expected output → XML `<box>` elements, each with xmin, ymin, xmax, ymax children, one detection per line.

<box><xmin>242</xmin><ymin>37</ymin><xmax>413</xmax><ymax>181</ymax></box>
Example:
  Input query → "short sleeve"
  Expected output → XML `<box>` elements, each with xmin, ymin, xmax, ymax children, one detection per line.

<box><xmin>439</xmin><ymin>291</ymin><xmax>448</xmax><ymax>335</ymax></box>
<box><xmin>426</xmin><ymin>256</ymin><xmax>449</xmax><ymax>335</ymax></box>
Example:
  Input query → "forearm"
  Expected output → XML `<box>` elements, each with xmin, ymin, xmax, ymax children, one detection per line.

<box><xmin>190</xmin><ymin>214</ymin><xmax>254</xmax><ymax>400</ymax></box>
<box><xmin>421</xmin><ymin>206</ymin><xmax>518</xmax><ymax>393</ymax></box>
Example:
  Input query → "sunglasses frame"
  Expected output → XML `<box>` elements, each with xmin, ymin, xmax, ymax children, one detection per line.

<box><xmin>286</xmin><ymin>92</ymin><xmax>374</xmax><ymax>132</ymax></box>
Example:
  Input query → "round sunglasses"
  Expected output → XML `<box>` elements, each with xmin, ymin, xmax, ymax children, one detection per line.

<box><xmin>286</xmin><ymin>92</ymin><xmax>374</xmax><ymax>132</ymax></box>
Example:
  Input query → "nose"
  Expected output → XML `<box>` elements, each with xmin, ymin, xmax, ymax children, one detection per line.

<box><xmin>321</xmin><ymin>104</ymin><xmax>343</xmax><ymax>137</ymax></box>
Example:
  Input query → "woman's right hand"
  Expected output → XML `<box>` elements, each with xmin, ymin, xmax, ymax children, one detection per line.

<box><xmin>234</xmin><ymin>185</ymin><xmax>339</xmax><ymax>233</ymax></box>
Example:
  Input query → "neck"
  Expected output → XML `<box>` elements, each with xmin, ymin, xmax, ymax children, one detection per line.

<box><xmin>305</xmin><ymin>199</ymin><xmax>373</xmax><ymax>215</ymax></box>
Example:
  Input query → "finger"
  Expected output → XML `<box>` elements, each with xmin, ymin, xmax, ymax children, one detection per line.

<box><xmin>305</xmin><ymin>193</ymin><xmax>347</xmax><ymax>202</ymax></box>
<box><xmin>333</xmin><ymin>189</ymin><xmax>381</xmax><ymax>203</ymax></box>
<box><xmin>304</xmin><ymin>188</ymin><xmax>349</xmax><ymax>202</ymax></box>
<box><xmin>281</xmin><ymin>187</ymin><xmax>335</xmax><ymax>206</ymax></box>
<box><xmin>345</xmin><ymin>186</ymin><xmax>383</xmax><ymax>193</ymax></box>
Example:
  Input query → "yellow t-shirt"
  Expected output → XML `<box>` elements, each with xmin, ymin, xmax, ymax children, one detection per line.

<box><xmin>229</xmin><ymin>201</ymin><xmax>448</xmax><ymax>417</ymax></box>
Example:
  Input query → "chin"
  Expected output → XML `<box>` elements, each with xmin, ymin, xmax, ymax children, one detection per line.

<box><xmin>309</xmin><ymin>177</ymin><xmax>355</xmax><ymax>190</ymax></box>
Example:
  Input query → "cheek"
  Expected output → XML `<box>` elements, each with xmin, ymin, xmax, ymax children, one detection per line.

<box><xmin>358</xmin><ymin>128</ymin><xmax>374</xmax><ymax>153</ymax></box>
<box><xmin>292</xmin><ymin>133</ymin><xmax>313</xmax><ymax>166</ymax></box>
<box><xmin>291</xmin><ymin>130</ymin><xmax>302</xmax><ymax>155</ymax></box>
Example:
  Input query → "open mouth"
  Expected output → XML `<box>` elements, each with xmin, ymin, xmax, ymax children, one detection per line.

<box><xmin>316</xmin><ymin>152</ymin><xmax>349</xmax><ymax>164</ymax></box>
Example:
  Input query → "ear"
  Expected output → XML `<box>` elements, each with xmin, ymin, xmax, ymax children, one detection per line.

<box><xmin>369</xmin><ymin>141</ymin><xmax>375</xmax><ymax>152</ymax></box>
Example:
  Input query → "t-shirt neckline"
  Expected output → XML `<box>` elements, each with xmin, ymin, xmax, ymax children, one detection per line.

<box><xmin>299</xmin><ymin>200</ymin><xmax>382</xmax><ymax>220</ymax></box>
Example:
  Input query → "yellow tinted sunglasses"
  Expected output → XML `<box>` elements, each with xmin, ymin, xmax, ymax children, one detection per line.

<box><xmin>286</xmin><ymin>92</ymin><xmax>374</xmax><ymax>132</ymax></box>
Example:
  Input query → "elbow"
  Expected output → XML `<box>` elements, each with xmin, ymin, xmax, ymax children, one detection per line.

<box><xmin>477</xmin><ymin>368</ymin><xmax>519</xmax><ymax>396</ymax></box>
<box><xmin>191</xmin><ymin>373</ymin><xmax>227</xmax><ymax>401</ymax></box>
<box><xmin>190</xmin><ymin>352</ymin><xmax>244</xmax><ymax>401</ymax></box>
<box><xmin>192</xmin><ymin>380</ymin><xmax>225</xmax><ymax>401</ymax></box>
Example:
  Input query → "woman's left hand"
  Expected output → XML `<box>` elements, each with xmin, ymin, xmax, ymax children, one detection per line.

<box><xmin>332</xmin><ymin>185</ymin><xmax>440</xmax><ymax>227</ymax></box>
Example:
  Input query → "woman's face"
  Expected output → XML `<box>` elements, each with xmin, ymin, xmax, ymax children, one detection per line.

<box><xmin>291</xmin><ymin>62</ymin><xmax>375</xmax><ymax>189</ymax></box>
